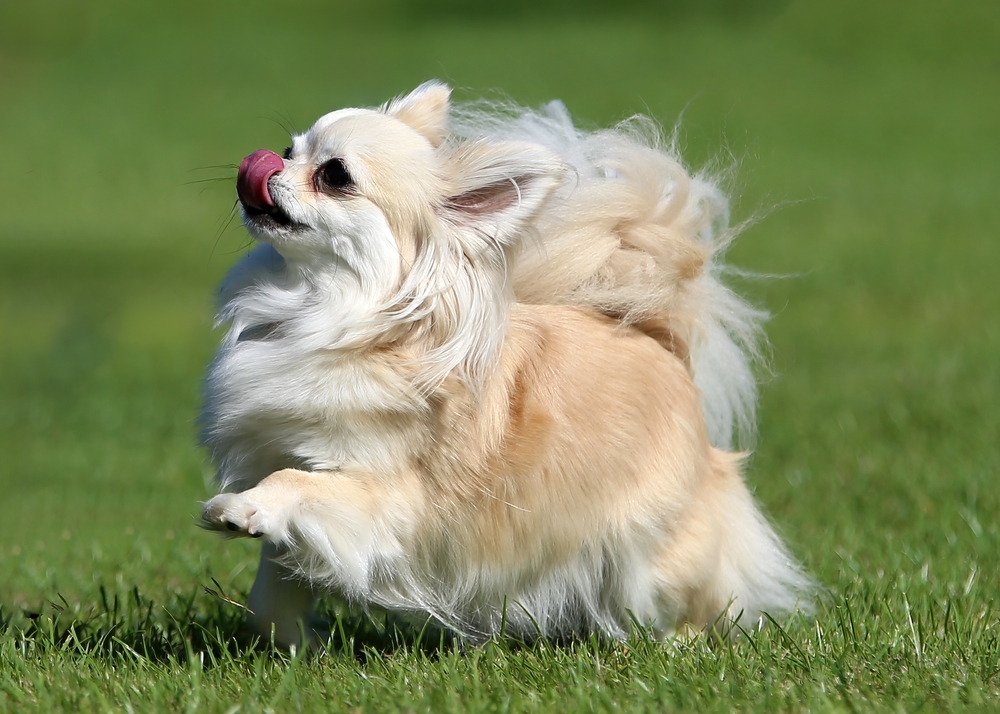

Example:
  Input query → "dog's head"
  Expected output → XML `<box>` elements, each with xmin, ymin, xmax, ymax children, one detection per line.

<box><xmin>233</xmin><ymin>82</ymin><xmax>565</xmax><ymax>387</ymax></box>
<box><xmin>237</xmin><ymin>82</ymin><xmax>563</xmax><ymax>290</ymax></box>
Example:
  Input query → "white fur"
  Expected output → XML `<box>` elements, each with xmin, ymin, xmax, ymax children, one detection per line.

<box><xmin>199</xmin><ymin>82</ymin><xmax>811</xmax><ymax>648</ymax></box>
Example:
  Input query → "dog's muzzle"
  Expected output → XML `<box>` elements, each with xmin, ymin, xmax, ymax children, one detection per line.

<box><xmin>237</xmin><ymin>149</ymin><xmax>284</xmax><ymax>211</ymax></box>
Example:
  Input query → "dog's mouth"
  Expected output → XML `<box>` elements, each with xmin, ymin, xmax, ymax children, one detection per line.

<box><xmin>242</xmin><ymin>201</ymin><xmax>300</xmax><ymax>231</ymax></box>
<box><xmin>237</xmin><ymin>149</ymin><xmax>306</xmax><ymax>233</ymax></box>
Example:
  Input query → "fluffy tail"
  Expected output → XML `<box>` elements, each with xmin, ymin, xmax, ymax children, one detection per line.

<box><xmin>453</xmin><ymin>99</ymin><xmax>765</xmax><ymax>449</ymax></box>
<box><xmin>700</xmin><ymin>450</ymin><xmax>814</xmax><ymax>629</ymax></box>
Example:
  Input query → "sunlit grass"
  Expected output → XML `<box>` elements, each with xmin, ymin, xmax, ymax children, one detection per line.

<box><xmin>1</xmin><ymin>0</ymin><xmax>997</xmax><ymax>710</ymax></box>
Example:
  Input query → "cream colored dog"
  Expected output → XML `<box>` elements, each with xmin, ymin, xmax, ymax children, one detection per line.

<box><xmin>199</xmin><ymin>82</ymin><xmax>811</xmax><ymax>648</ymax></box>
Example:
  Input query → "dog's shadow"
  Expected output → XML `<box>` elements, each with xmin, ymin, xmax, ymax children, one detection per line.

<box><xmin>3</xmin><ymin>582</ymin><xmax>720</xmax><ymax>666</ymax></box>
<box><xmin>0</xmin><ymin>584</ymin><xmax>462</xmax><ymax>666</ymax></box>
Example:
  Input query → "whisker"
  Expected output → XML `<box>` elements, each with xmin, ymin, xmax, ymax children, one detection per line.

<box><xmin>210</xmin><ymin>200</ymin><xmax>242</xmax><ymax>263</ymax></box>
<box><xmin>189</xmin><ymin>164</ymin><xmax>240</xmax><ymax>172</ymax></box>
<box><xmin>275</xmin><ymin>111</ymin><xmax>300</xmax><ymax>137</ymax></box>
<box><xmin>263</xmin><ymin>113</ymin><xmax>300</xmax><ymax>141</ymax></box>
<box><xmin>183</xmin><ymin>177</ymin><xmax>237</xmax><ymax>186</ymax></box>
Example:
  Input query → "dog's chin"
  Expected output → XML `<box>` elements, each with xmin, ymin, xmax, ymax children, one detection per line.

<box><xmin>241</xmin><ymin>203</ymin><xmax>309</xmax><ymax>241</ymax></box>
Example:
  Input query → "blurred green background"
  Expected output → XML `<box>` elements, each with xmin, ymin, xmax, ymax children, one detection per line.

<box><xmin>0</xmin><ymin>0</ymin><xmax>996</xmax><ymax>638</ymax></box>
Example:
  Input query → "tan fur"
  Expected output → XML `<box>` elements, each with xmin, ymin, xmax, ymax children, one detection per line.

<box><xmin>205</xmin><ymin>304</ymin><xmax>784</xmax><ymax>641</ymax></box>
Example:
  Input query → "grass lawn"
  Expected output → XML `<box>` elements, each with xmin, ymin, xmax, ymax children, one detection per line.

<box><xmin>1</xmin><ymin>0</ymin><xmax>997</xmax><ymax>710</ymax></box>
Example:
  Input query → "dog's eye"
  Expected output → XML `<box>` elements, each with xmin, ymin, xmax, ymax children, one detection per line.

<box><xmin>316</xmin><ymin>158</ymin><xmax>354</xmax><ymax>194</ymax></box>
<box><xmin>281</xmin><ymin>146</ymin><xmax>293</xmax><ymax>160</ymax></box>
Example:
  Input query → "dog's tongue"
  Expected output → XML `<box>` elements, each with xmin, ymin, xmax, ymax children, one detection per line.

<box><xmin>237</xmin><ymin>149</ymin><xmax>284</xmax><ymax>211</ymax></box>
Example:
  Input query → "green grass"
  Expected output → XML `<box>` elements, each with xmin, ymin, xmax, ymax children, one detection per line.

<box><xmin>1</xmin><ymin>0</ymin><xmax>998</xmax><ymax>710</ymax></box>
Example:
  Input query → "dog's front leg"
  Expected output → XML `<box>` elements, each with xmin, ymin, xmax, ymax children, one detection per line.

<box><xmin>203</xmin><ymin>467</ymin><xmax>423</xmax><ymax>646</ymax></box>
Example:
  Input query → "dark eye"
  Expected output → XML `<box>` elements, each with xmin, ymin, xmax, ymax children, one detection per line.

<box><xmin>316</xmin><ymin>157</ymin><xmax>354</xmax><ymax>193</ymax></box>
<box><xmin>281</xmin><ymin>146</ymin><xmax>293</xmax><ymax>160</ymax></box>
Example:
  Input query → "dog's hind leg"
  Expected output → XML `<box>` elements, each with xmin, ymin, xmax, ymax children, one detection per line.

<box><xmin>247</xmin><ymin>542</ymin><xmax>325</xmax><ymax>649</ymax></box>
<box><xmin>652</xmin><ymin>450</ymin><xmax>812</xmax><ymax>635</ymax></box>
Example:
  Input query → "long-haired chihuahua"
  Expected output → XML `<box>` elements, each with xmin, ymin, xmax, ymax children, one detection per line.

<box><xmin>199</xmin><ymin>82</ymin><xmax>812</xmax><ymax>648</ymax></box>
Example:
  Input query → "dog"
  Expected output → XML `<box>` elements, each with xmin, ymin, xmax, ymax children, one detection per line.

<box><xmin>199</xmin><ymin>81</ymin><xmax>812</xmax><ymax>649</ymax></box>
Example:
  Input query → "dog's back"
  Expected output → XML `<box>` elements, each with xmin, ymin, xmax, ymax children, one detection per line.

<box><xmin>452</xmin><ymin>100</ymin><xmax>764</xmax><ymax>450</ymax></box>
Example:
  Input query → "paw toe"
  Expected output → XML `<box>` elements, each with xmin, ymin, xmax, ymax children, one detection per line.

<box><xmin>201</xmin><ymin>494</ymin><xmax>262</xmax><ymax>538</ymax></box>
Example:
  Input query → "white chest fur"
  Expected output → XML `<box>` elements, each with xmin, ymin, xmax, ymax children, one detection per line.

<box><xmin>199</xmin><ymin>246</ymin><xmax>426</xmax><ymax>492</ymax></box>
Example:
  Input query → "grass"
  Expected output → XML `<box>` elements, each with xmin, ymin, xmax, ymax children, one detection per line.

<box><xmin>1</xmin><ymin>0</ymin><xmax>998</xmax><ymax>710</ymax></box>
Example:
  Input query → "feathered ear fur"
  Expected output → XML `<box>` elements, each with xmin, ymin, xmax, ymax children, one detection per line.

<box><xmin>384</xmin><ymin>81</ymin><xmax>452</xmax><ymax>148</ymax></box>
<box><xmin>442</xmin><ymin>140</ymin><xmax>564</xmax><ymax>248</ymax></box>
<box><xmin>382</xmin><ymin>141</ymin><xmax>562</xmax><ymax>395</ymax></box>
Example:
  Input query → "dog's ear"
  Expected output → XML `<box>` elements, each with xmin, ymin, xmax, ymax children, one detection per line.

<box><xmin>443</xmin><ymin>141</ymin><xmax>564</xmax><ymax>246</ymax></box>
<box><xmin>384</xmin><ymin>81</ymin><xmax>452</xmax><ymax>148</ymax></box>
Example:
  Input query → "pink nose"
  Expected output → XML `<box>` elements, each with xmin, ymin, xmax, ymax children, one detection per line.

<box><xmin>236</xmin><ymin>149</ymin><xmax>285</xmax><ymax>211</ymax></box>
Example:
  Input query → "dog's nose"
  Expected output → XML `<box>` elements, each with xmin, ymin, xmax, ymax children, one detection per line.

<box><xmin>237</xmin><ymin>149</ymin><xmax>285</xmax><ymax>211</ymax></box>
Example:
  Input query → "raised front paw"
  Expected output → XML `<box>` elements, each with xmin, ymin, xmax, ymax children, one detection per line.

<box><xmin>201</xmin><ymin>492</ymin><xmax>271</xmax><ymax>538</ymax></box>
